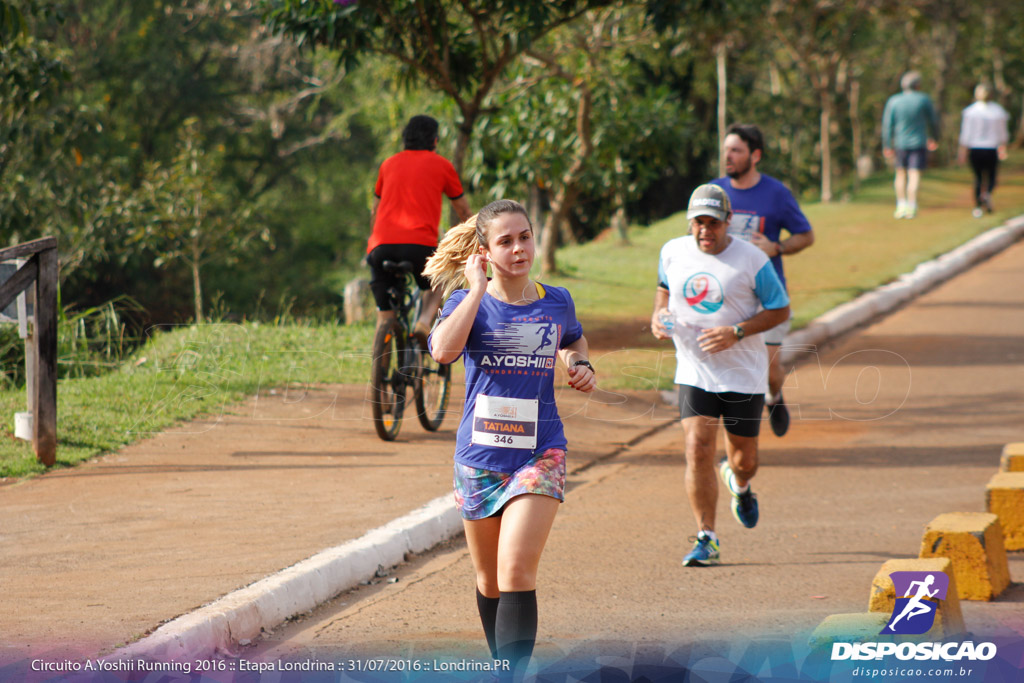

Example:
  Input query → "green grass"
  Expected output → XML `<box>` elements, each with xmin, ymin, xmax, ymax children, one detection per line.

<box><xmin>3</xmin><ymin>155</ymin><xmax>1024</xmax><ymax>478</ymax></box>
<box><xmin>0</xmin><ymin>321</ymin><xmax>375</xmax><ymax>478</ymax></box>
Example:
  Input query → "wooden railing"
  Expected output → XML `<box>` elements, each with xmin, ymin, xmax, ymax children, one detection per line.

<box><xmin>0</xmin><ymin>237</ymin><xmax>58</xmax><ymax>466</ymax></box>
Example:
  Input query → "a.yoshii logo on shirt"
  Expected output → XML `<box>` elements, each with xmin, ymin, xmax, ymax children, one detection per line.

<box><xmin>683</xmin><ymin>272</ymin><xmax>724</xmax><ymax>314</ymax></box>
<box><xmin>479</xmin><ymin>322</ymin><xmax>558</xmax><ymax>369</ymax></box>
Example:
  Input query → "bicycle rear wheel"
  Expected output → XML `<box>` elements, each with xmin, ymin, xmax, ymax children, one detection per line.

<box><xmin>415</xmin><ymin>347</ymin><xmax>451</xmax><ymax>431</ymax></box>
<box><xmin>370</xmin><ymin>318</ymin><xmax>407</xmax><ymax>441</ymax></box>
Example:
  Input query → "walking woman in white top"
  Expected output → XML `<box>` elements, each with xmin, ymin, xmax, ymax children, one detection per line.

<box><xmin>957</xmin><ymin>83</ymin><xmax>1010</xmax><ymax>217</ymax></box>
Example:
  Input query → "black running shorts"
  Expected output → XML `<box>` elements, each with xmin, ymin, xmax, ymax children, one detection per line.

<box><xmin>678</xmin><ymin>384</ymin><xmax>764</xmax><ymax>438</ymax></box>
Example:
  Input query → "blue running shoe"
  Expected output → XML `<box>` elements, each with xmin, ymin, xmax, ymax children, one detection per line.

<box><xmin>767</xmin><ymin>393</ymin><xmax>790</xmax><ymax>437</ymax></box>
<box><xmin>682</xmin><ymin>532</ymin><xmax>720</xmax><ymax>567</ymax></box>
<box><xmin>719</xmin><ymin>458</ymin><xmax>759</xmax><ymax>528</ymax></box>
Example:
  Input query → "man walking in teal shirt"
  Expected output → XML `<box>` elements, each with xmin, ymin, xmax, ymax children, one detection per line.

<box><xmin>882</xmin><ymin>71</ymin><xmax>940</xmax><ymax>219</ymax></box>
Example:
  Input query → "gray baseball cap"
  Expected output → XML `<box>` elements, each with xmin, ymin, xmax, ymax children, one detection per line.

<box><xmin>687</xmin><ymin>184</ymin><xmax>732</xmax><ymax>221</ymax></box>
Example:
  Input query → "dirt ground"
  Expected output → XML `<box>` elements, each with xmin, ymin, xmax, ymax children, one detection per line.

<box><xmin>2</xmin><ymin>239</ymin><xmax>1024</xmax><ymax>677</ymax></box>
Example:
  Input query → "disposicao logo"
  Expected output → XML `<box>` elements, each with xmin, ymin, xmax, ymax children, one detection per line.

<box><xmin>881</xmin><ymin>571</ymin><xmax>948</xmax><ymax>635</ymax></box>
<box><xmin>830</xmin><ymin>570</ymin><xmax>997</xmax><ymax>663</ymax></box>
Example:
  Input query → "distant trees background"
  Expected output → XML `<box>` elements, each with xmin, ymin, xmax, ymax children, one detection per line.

<box><xmin>2</xmin><ymin>0</ymin><xmax>1023</xmax><ymax>324</ymax></box>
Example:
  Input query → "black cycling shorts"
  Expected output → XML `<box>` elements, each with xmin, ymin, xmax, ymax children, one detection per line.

<box><xmin>678</xmin><ymin>384</ymin><xmax>764</xmax><ymax>438</ymax></box>
<box><xmin>367</xmin><ymin>244</ymin><xmax>436</xmax><ymax>311</ymax></box>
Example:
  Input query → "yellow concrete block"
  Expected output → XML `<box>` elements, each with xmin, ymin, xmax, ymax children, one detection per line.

<box><xmin>1001</xmin><ymin>443</ymin><xmax>1024</xmax><ymax>472</ymax></box>
<box><xmin>919</xmin><ymin>512</ymin><xmax>1011</xmax><ymax>601</ymax></box>
<box><xmin>868</xmin><ymin>558</ymin><xmax>965</xmax><ymax>637</ymax></box>
<box><xmin>986</xmin><ymin>472</ymin><xmax>1024</xmax><ymax>551</ymax></box>
<box><xmin>808</xmin><ymin>613</ymin><xmax>894</xmax><ymax>648</ymax></box>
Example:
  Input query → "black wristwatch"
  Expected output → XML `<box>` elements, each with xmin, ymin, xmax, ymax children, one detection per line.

<box><xmin>572</xmin><ymin>359</ymin><xmax>595</xmax><ymax>374</ymax></box>
<box><xmin>732</xmin><ymin>324</ymin><xmax>745</xmax><ymax>340</ymax></box>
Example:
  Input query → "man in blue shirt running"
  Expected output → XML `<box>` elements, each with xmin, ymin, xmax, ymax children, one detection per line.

<box><xmin>712</xmin><ymin>124</ymin><xmax>815</xmax><ymax>438</ymax></box>
<box><xmin>882</xmin><ymin>71</ymin><xmax>940</xmax><ymax>219</ymax></box>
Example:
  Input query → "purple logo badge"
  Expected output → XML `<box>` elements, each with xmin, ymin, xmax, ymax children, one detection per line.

<box><xmin>880</xmin><ymin>571</ymin><xmax>949</xmax><ymax>635</ymax></box>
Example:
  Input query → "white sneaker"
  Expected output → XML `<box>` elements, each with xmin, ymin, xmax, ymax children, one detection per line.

<box><xmin>972</xmin><ymin>208</ymin><xmax>984</xmax><ymax>218</ymax></box>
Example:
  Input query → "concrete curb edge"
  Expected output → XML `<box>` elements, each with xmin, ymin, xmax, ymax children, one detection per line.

<box><xmin>110</xmin><ymin>494</ymin><xmax>462</xmax><ymax>662</ymax></box>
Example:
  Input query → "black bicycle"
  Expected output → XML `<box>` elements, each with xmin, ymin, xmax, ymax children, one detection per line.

<box><xmin>370</xmin><ymin>260</ymin><xmax>452</xmax><ymax>441</ymax></box>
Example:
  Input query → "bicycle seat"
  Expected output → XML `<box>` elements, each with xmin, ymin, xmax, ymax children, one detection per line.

<box><xmin>381</xmin><ymin>260</ymin><xmax>418</xmax><ymax>276</ymax></box>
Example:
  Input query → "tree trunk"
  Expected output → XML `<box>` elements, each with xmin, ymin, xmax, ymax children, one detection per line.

<box><xmin>192</xmin><ymin>193</ymin><xmax>204</xmax><ymax>324</ymax></box>
<box><xmin>540</xmin><ymin>185</ymin><xmax>583</xmax><ymax>275</ymax></box>
<box><xmin>1015</xmin><ymin>94</ymin><xmax>1024</xmax><ymax>148</ymax></box>
<box><xmin>451</xmin><ymin>109</ymin><xmax>476</xmax><ymax>177</ymax></box>
<box><xmin>539</xmin><ymin>196</ymin><xmax>561</xmax><ymax>275</ymax></box>
<box><xmin>528</xmin><ymin>183</ymin><xmax>545</xmax><ymax>237</ymax></box>
<box><xmin>716</xmin><ymin>41</ymin><xmax>728</xmax><ymax>178</ymax></box>
<box><xmin>929</xmin><ymin>22</ymin><xmax>960</xmax><ymax>158</ymax></box>
<box><xmin>849</xmin><ymin>73</ymin><xmax>865</xmax><ymax>185</ymax></box>
<box><xmin>539</xmin><ymin>84</ymin><xmax>594</xmax><ymax>276</ymax></box>
<box><xmin>985</xmin><ymin>8</ymin><xmax>1007</xmax><ymax>98</ymax></box>
<box><xmin>611</xmin><ymin>156</ymin><xmax>630</xmax><ymax>244</ymax></box>
<box><xmin>449</xmin><ymin>110</ymin><xmax>478</xmax><ymax>225</ymax></box>
<box><xmin>192</xmin><ymin>260</ymin><xmax>203</xmax><ymax>324</ymax></box>
<box><xmin>819</xmin><ymin>87</ymin><xmax>833</xmax><ymax>203</ymax></box>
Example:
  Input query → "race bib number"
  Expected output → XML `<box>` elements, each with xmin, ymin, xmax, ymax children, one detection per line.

<box><xmin>472</xmin><ymin>394</ymin><xmax>538</xmax><ymax>450</ymax></box>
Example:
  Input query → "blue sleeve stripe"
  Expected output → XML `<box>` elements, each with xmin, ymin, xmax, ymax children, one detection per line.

<box><xmin>657</xmin><ymin>257</ymin><xmax>667</xmax><ymax>289</ymax></box>
<box><xmin>754</xmin><ymin>262</ymin><xmax>790</xmax><ymax>309</ymax></box>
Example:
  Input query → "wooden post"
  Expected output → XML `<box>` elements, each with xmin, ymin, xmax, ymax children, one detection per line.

<box><xmin>0</xmin><ymin>238</ymin><xmax>57</xmax><ymax>466</ymax></box>
<box><xmin>33</xmin><ymin>246</ymin><xmax>57</xmax><ymax>466</ymax></box>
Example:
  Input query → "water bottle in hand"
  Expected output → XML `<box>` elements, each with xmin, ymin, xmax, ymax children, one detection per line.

<box><xmin>659</xmin><ymin>310</ymin><xmax>675</xmax><ymax>332</ymax></box>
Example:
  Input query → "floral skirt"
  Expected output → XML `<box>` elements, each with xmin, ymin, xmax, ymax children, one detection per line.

<box><xmin>453</xmin><ymin>448</ymin><xmax>566</xmax><ymax>520</ymax></box>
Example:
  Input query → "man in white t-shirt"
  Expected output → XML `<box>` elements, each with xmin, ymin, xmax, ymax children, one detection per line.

<box><xmin>651</xmin><ymin>184</ymin><xmax>790</xmax><ymax>567</ymax></box>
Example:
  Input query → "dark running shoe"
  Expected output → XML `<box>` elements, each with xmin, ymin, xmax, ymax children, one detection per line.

<box><xmin>733</xmin><ymin>488</ymin><xmax>759</xmax><ymax>529</ymax></box>
<box><xmin>767</xmin><ymin>394</ymin><xmax>790</xmax><ymax>437</ymax></box>
<box><xmin>719</xmin><ymin>458</ymin><xmax>759</xmax><ymax>529</ymax></box>
<box><xmin>682</xmin><ymin>533</ymin><xmax>720</xmax><ymax>566</ymax></box>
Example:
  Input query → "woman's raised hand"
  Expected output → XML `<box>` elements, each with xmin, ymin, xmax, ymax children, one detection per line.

<box><xmin>464</xmin><ymin>254</ymin><xmax>489</xmax><ymax>292</ymax></box>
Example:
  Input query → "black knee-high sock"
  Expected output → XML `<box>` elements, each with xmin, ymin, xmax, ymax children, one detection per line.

<box><xmin>476</xmin><ymin>588</ymin><xmax>500</xmax><ymax>658</ymax></box>
<box><xmin>495</xmin><ymin>590</ymin><xmax>538</xmax><ymax>677</ymax></box>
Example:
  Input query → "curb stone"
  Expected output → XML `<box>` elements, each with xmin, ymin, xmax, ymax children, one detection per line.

<box><xmin>110</xmin><ymin>495</ymin><xmax>461</xmax><ymax>662</ymax></box>
<box><xmin>111</xmin><ymin>214</ymin><xmax>1024</xmax><ymax>662</ymax></box>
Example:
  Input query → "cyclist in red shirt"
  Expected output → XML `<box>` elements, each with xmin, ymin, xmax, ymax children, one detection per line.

<box><xmin>368</xmin><ymin>115</ymin><xmax>472</xmax><ymax>344</ymax></box>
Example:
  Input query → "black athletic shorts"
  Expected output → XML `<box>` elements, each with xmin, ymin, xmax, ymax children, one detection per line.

<box><xmin>366</xmin><ymin>244</ymin><xmax>436</xmax><ymax>311</ymax></box>
<box><xmin>678</xmin><ymin>384</ymin><xmax>764</xmax><ymax>438</ymax></box>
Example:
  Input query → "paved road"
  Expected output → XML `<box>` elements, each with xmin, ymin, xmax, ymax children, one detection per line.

<box><xmin>251</xmin><ymin>239</ymin><xmax>1024</xmax><ymax>676</ymax></box>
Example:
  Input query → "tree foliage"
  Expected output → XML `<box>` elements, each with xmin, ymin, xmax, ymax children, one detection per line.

<box><xmin>2</xmin><ymin>0</ymin><xmax>1023</xmax><ymax>328</ymax></box>
<box><xmin>262</xmin><ymin>0</ymin><xmax>616</xmax><ymax>174</ymax></box>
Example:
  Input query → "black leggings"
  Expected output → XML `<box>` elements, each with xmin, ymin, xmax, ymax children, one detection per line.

<box><xmin>366</xmin><ymin>244</ymin><xmax>435</xmax><ymax>311</ymax></box>
<box><xmin>968</xmin><ymin>148</ymin><xmax>999</xmax><ymax>206</ymax></box>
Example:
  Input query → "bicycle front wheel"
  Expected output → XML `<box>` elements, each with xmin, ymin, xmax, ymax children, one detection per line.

<box><xmin>415</xmin><ymin>347</ymin><xmax>451</xmax><ymax>432</ymax></box>
<box><xmin>370</xmin><ymin>319</ymin><xmax>407</xmax><ymax>441</ymax></box>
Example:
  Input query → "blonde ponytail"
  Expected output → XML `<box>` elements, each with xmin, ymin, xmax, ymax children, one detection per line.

<box><xmin>424</xmin><ymin>214</ymin><xmax>483</xmax><ymax>299</ymax></box>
